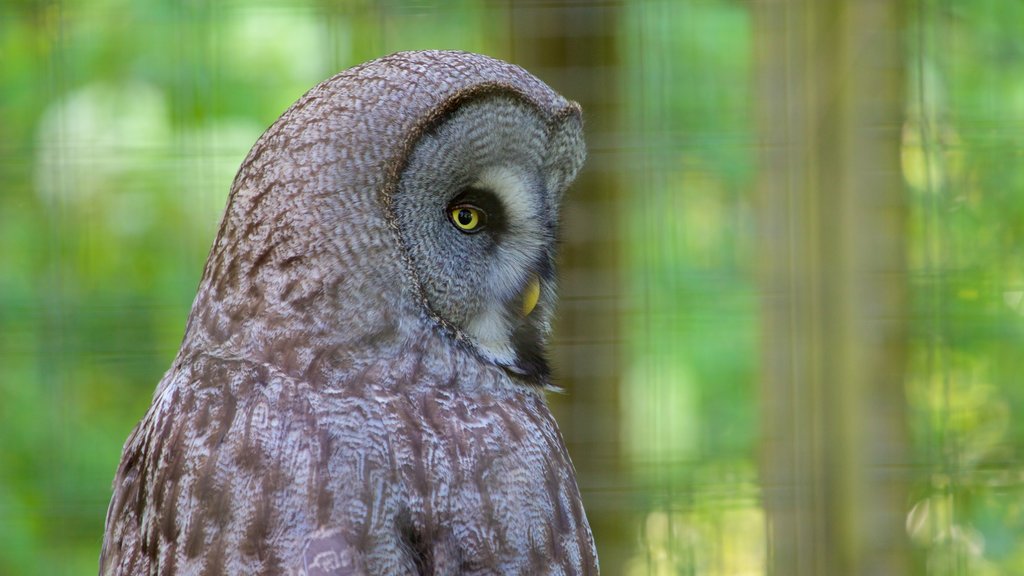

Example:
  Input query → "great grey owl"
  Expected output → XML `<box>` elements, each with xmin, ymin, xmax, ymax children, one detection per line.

<box><xmin>100</xmin><ymin>50</ymin><xmax>598</xmax><ymax>575</ymax></box>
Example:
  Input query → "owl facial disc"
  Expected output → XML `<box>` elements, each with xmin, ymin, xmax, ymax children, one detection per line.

<box><xmin>391</xmin><ymin>91</ymin><xmax>584</xmax><ymax>387</ymax></box>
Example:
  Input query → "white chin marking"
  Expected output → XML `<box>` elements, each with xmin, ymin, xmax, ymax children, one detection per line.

<box><xmin>467</xmin><ymin>303</ymin><xmax>515</xmax><ymax>365</ymax></box>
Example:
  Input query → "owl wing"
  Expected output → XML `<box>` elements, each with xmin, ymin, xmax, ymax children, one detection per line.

<box><xmin>99</xmin><ymin>354</ymin><xmax>375</xmax><ymax>576</ymax></box>
<box><xmin>100</xmin><ymin>409</ymin><xmax>150</xmax><ymax>575</ymax></box>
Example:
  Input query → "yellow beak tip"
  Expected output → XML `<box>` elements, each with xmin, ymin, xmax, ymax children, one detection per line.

<box><xmin>522</xmin><ymin>277</ymin><xmax>541</xmax><ymax>316</ymax></box>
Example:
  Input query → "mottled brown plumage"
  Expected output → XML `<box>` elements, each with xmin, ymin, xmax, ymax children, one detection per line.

<box><xmin>100</xmin><ymin>50</ymin><xmax>597</xmax><ymax>575</ymax></box>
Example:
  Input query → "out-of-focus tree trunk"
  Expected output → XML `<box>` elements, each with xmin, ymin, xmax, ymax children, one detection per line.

<box><xmin>755</xmin><ymin>1</ymin><xmax>914</xmax><ymax>574</ymax></box>
<box><xmin>508</xmin><ymin>2</ymin><xmax>629</xmax><ymax>573</ymax></box>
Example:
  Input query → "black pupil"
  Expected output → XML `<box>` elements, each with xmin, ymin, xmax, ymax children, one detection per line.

<box><xmin>457</xmin><ymin>208</ymin><xmax>474</xmax><ymax>226</ymax></box>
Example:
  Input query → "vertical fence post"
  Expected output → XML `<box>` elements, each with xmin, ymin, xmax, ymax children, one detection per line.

<box><xmin>755</xmin><ymin>1</ymin><xmax>914</xmax><ymax>574</ymax></box>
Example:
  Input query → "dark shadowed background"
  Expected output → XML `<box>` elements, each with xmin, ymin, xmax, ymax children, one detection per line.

<box><xmin>2</xmin><ymin>1</ymin><xmax>1024</xmax><ymax>574</ymax></box>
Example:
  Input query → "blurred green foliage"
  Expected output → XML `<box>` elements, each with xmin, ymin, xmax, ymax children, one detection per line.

<box><xmin>902</xmin><ymin>2</ymin><xmax>1024</xmax><ymax>573</ymax></box>
<box><xmin>2</xmin><ymin>0</ymin><xmax>1024</xmax><ymax>574</ymax></box>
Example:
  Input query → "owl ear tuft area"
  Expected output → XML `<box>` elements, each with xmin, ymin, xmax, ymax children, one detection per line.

<box><xmin>544</xmin><ymin>104</ymin><xmax>586</xmax><ymax>198</ymax></box>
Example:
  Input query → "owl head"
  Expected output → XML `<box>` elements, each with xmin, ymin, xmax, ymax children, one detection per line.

<box><xmin>184</xmin><ymin>51</ymin><xmax>584</xmax><ymax>388</ymax></box>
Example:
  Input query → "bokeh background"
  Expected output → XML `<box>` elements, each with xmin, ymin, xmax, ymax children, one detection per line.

<box><xmin>2</xmin><ymin>0</ymin><xmax>1024</xmax><ymax>574</ymax></box>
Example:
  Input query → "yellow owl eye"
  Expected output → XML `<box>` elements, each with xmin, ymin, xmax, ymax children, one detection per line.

<box><xmin>449</xmin><ymin>204</ymin><xmax>486</xmax><ymax>233</ymax></box>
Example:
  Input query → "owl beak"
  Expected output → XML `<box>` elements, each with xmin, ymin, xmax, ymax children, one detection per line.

<box><xmin>522</xmin><ymin>275</ymin><xmax>541</xmax><ymax>317</ymax></box>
